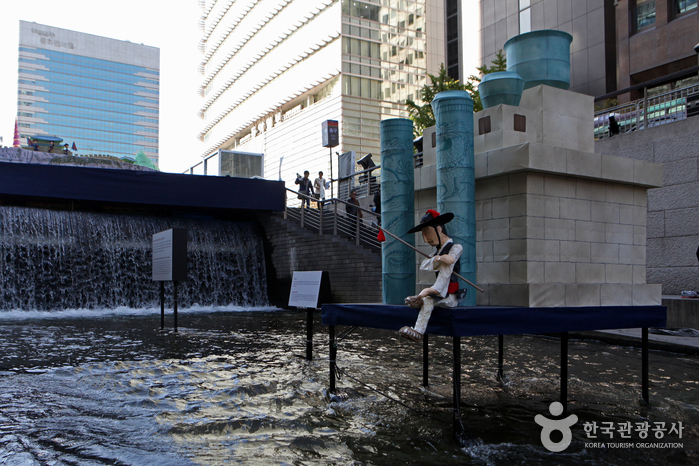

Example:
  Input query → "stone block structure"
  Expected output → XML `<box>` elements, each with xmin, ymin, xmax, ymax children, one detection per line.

<box><xmin>414</xmin><ymin>85</ymin><xmax>663</xmax><ymax>307</ymax></box>
<box><xmin>595</xmin><ymin>116</ymin><xmax>699</xmax><ymax>295</ymax></box>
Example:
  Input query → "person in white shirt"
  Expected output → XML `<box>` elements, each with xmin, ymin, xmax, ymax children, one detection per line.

<box><xmin>399</xmin><ymin>209</ymin><xmax>462</xmax><ymax>342</ymax></box>
<box><xmin>313</xmin><ymin>171</ymin><xmax>329</xmax><ymax>208</ymax></box>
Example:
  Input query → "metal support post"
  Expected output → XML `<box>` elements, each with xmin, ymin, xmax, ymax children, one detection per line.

<box><xmin>329</xmin><ymin>325</ymin><xmax>336</xmax><ymax>393</ymax></box>
<box><xmin>160</xmin><ymin>281</ymin><xmax>165</xmax><ymax>330</ymax></box>
<box><xmin>329</xmin><ymin>147</ymin><xmax>334</xmax><ymax>200</ymax></box>
<box><xmin>173</xmin><ymin>281</ymin><xmax>178</xmax><ymax>333</ymax></box>
<box><xmin>333</xmin><ymin>203</ymin><xmax>338</xmax><ymax>235</ymax></box>
<box><xmin>319</xmin><ymin>206</ymin><xmax>323</xmax><ymax>236</ymax></box>
<box><xmin>560</xmin><ymin>332</ymin><xmax>568</xmax><ymax>413</ymax></box>
<box><xmin>306</xmin><ymin>308</ymin><xmax>313</xmax><ymax>360</ymax></box>
<box><xmin>642</xmin><ymin>327</ymin><xmax>649</xmax><ymax>404</ymax></box>
<box><xmin>643</xmin><ymin>87</ymin><xmax>648</xmax><ymax>130</ymax></box>
<box><xmin>422</xmin><ymin>334</ymin><xmax>429</xmax><ymax>387</ymax></box>
<box><xmin>453</xmin><ymin>336</ymin><xmax>463</xmax><ymax>438</ymax></box>
<box><xmin>498</xmin><ymin>334</ymin><xmax>504</xmax><ymax>382</ymax></box>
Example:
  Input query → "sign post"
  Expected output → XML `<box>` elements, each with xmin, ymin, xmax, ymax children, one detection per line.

<box><xmin>152</xmin><ymin>228</ymin><xmax>187</xmax><ymax>332</ymax></box>
<box><xmin>289</xmin><ymin>271</ymin><xmax>330</xmax><ymax>360</ymax></box>
<box><xmin>321</xmin><ymin>120</ymin><xmax>339</xmax><ymax>199</ymax></box>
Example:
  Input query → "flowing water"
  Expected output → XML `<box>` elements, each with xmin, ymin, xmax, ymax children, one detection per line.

<box><xmin>0</xmin><ymin>307</ymin><xmax>697</xmax><ymax>465</ymax></box>
<box><xmin>0</xmin><ymin>207</ymin><xmax>267</xmax><ymax>310</ymax></box>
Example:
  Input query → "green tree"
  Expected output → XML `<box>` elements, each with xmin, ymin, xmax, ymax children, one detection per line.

<box><xmin>405</xmin><ymin>64</ymin><xmax>466</xmax><ymax>137</ymax></box>
<box><xmin>405</xmin><ymin>51</ymin><xmax>507</xmax><ymax>137</ymax></box>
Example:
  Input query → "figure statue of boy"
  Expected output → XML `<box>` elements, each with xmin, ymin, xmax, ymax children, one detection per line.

<box><xmin>399</xmin><ymin>209</ymin><xmax>462</xmax><ymax>342</ymax></box>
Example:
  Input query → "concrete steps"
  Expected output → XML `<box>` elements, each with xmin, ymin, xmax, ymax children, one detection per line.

<box><xmin>284</xmin><ymin>207</ymin><xmax>381</xmax><ymax>253</ymax></box>
<box><xmin>256</xmin><ymin>212</ymin><xmax>382</xmax><ymax>306</ymax></box>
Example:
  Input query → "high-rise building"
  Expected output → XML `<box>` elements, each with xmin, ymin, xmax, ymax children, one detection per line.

<box><xmin>196</xmin><ymin>0</ymin><xmax>444</xmax><ymax>185</ymax></box>
<box><xmin>17</xmin><ymin>21</ymin><xmax>160</xmax><ymax>166</ymax></box>
<box><xmin>466</xmin><ymin>0</ymin><xmax>698</xmax><ymax>101</ymax></box>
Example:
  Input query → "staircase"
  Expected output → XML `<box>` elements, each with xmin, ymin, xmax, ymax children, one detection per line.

<box><xmin>256</xmin><ymin>211</ymin><xmax>382</xmax><ymax>306</ymax></box>
<box><xmin>284</xmin><ymin>205</ymin><xmax>381</xmax><ymax>252</ymax></box>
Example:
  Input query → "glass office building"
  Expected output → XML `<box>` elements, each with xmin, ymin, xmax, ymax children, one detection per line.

<box><xmin>17</xmin><ymin>21</ymin><xmax>160</xmax><ymax>165</ymax></box>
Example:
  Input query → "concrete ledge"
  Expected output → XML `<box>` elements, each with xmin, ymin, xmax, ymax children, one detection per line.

<box><xmin>663</xmin><ymin>295</ymin><xmax>699</xmax><ymax>328</ymax></box>
<box><xmin>474</xmin><ymin>143</ymin><xmax>663</xmax><ymax>188</ymax></box>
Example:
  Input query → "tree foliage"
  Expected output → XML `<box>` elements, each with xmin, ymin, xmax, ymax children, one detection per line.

<box><xmin>405</xmin><ymin>64</ymin><xmax>466</xmax><ymax>137</ymax></box>
<box><xmin>405</xmin><ymin>51</ymin><xmax>507</xmax><ymax>137</ymax></box>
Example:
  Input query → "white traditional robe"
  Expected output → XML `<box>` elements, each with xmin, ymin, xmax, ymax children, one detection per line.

<box><xmin>414</xmin><ymin>239</ymin><xmax>463</xmax><ymax>333</ymax></box>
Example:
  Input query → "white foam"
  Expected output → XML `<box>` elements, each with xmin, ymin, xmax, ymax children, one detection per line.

<box><xmin>0</xmin><ymin>304</ymin><xmax>282</xmax><ymax>321</ymax></box>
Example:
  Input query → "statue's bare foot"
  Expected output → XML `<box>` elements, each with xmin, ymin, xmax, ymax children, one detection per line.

<box><xmin>399</xmin><ymin>326</ymin><xmax>423</xmax><ymax>342</ymax></box>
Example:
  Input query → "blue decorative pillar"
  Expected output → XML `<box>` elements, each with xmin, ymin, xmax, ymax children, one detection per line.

<box><xmin>380</xmin><ymin>118</ymin><xmax>415</xmax><ymax>304</ymax></box>
<box><xmin>431</xmin><ymin>91</ymin><xmax>476</xmax><ymax>306</ymax></box>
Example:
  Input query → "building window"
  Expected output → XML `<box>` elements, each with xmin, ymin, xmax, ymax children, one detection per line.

<box><xmin>519</xmin><ymin>0</ymin><xmax>531</xmax><ymax>34</ymax></box>
<box><xmin>342</xmin><ymin>0</ymin><xmax>380</xmax><ymax>22</ymax></box>
<box><xmin>445</xmin><ymin>0</ymin><xmax>459</xmax><ymax>80</ymax></box>
<box><xmin>634</xmin><ymin>0</ymin><xmax>656</xmax><ymax>30</ymax></box>
<box><xmin>675</xmin><ymin>0</ymin><xmax>698</xmax><ymax>14</ymax></box>
<box><xmin>219</xmin><ymin>150</ymin><xmax>263</xmax><ymax>178</ymax></box>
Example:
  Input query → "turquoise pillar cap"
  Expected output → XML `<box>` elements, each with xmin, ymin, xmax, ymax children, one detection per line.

<box><xmin>432</xmin><ymin>90</ymin><xmax>473</xmax><ymax>103</ymax></box>
<box><xmin>504</xmin><ymin>29</ymin><xmax>572</xmax><ymax>49</ymax></box>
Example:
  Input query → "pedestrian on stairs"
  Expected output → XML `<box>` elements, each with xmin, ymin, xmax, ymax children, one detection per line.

<box><xmin>295</xmin><ymin>170</ymin><xmax>314</xmax><ymax>208</ymax></box>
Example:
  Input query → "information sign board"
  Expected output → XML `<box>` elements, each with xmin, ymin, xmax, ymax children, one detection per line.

<box><xmin>152</xmin><ymin>228</ymin><xmax>188</xmax><ymax>282</ymax></box>
<box><xmin>289</xmin><ymin>271</ymin><xmax>326</xmax><ymax>308</ymax></box>
<box><xmin>321</xmin><ymin>120</ymin><xmax>339</xmax><ymax>148</ymax></box>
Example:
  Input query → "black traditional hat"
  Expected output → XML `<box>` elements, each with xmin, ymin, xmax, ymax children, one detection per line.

<box><xmin>407</xmin><ymin>209</ymin><xmax>454</xmax><ymax>234</ymax></box>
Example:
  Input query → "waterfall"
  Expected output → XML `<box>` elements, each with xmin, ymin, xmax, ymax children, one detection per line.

<box><xmin>0</xmin><ymin>206</ymin><xmax>268</xmax><ymax>311</ymax></box>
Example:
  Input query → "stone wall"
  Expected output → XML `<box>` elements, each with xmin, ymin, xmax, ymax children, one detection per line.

<box><xmin>595</xmin><ymin>116</ymin><xmax>699</xmax><ymax>294</ymax></box>
<box><xmin>256</xmin><ymin>212</ymin><xmax>382</xmax><ymax>307</ymax></box>
<box><xmin>413</xmin><ymin>86</ymin><xmax>663</xmax><ymax>306</ymax></box>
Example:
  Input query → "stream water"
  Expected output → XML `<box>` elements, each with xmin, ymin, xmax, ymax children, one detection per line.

<box><xmin>0</xmin><ymin>307</ymin><xmax>696</xmax><ymax>465</ymax></box>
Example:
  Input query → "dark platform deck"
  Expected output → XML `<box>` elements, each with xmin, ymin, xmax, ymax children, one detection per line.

<box><xmin>320</xmin><ymin>303</ymin><xmax>667</xmax><ymax>442</ymax></box>
<box><xmin>321</xmin><ymin>303</ymin><xmax>667</xmax><ymax>336</ymax></box>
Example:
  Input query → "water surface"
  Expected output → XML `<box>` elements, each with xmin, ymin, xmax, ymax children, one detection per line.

<box><xmin>0</xmin><ymin>308</ymin><xmax>696</xmax><ymax>465</ymax></box>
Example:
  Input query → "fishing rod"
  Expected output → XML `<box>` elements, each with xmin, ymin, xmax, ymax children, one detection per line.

<box><xmin>375</xmin><ymin>223</ymin><xmax>484</xmax><ymax>293</ymax></box>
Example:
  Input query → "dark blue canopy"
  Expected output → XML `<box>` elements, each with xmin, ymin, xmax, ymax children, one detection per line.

<box><xmin>0</xmin><ymin>162</ymin><xmax>285</xmax><ymax>212</ymax></box>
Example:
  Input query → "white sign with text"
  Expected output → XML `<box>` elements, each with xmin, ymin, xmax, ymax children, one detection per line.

<box><xmin>288</xmin><ymin>271</ymin><xmax>324</xmax><ymax>308</ymax></box>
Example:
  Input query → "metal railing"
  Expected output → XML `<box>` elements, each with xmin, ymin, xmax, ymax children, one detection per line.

<box><xmin>284</xmin><ymin>188</ymin><xmax>381</xmax><ymax>250</ymax></box>
<box><xmin>594</xmin><ymin>83</ymin><xmax>699</xmax><ymax>140</ymax></box>
<box><xmin>336</xmin><ymin>165</ymin><xmax>381</xmax><ymax>202</ymax></box>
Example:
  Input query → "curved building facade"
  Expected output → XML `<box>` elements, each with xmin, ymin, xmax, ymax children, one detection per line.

<box><xmin>196</xmin><ymin>0</ymin><xmax>444</xmax><ymax>188</ymax></box>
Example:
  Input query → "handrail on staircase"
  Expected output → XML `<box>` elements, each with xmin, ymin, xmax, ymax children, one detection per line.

<box><xmin>283</xmin><ymin>188</ymin><xmax>382</xmax><ymax>249</ymax></box>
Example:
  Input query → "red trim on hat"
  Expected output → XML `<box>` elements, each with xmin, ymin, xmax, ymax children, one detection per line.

<box><xmin>426</xmin><ymin>209</ymin><xmax>440</xmax><ymax>218</ymax></box>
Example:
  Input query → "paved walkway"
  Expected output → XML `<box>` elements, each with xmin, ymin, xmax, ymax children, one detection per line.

<box><xmin>596</xmin><ymin>328</ymin><xmax>699</xmax><ymax>351</ymax></box>
<box><xmin>569</xmin><ymin>296</ymin><xmax>699</xmax><ymax>354</ymax></box>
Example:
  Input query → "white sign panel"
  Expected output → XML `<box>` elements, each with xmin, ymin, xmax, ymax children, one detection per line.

<box><xmin>288</xmin><ymin>271</ymin><xmax>324</xmax><ymax>308</ymax></box>
<box><xmin>152</xmin><ymin>229</ymin><xmax>174</xmax><ymax>281</ymax></box>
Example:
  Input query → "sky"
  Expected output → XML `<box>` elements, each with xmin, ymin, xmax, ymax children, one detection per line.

<box><xmin>0</xmin><ymin>0</ymin><xmax>204</xmax><ymax>174</ymax></box>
